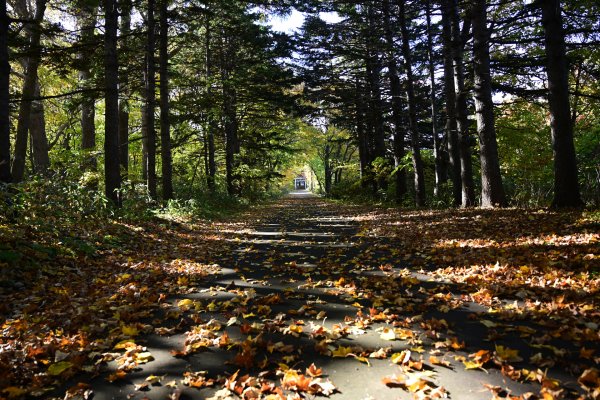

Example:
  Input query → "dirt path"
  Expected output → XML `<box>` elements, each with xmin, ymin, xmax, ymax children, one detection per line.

<box><xmin>81</xmin><ymin>194</ymin><xmax>595</xmax><ymax>400</ymax></box>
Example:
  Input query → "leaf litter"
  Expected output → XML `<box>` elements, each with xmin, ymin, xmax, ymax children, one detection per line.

<box><xmin>0</xmin><ymin>199</ymin><xmax>598</xmax><ymax>399</ymax></box>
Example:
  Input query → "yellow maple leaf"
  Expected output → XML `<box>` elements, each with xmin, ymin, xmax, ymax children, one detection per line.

<box><xmin>332</xmin><ymin>346</ymin><xmax>353</xmax><ymax>358</ymax></box>
<box><xmin>136</xmin><ymin>351</ymin><xmax>154</xmax><ymax>364</ymax></box>
<box><xmin>121</xmin><ymin>324</ymin><xmax>139</xmax><ymax>337</ymax></box>
<box><xmin>463</xmin><ymin>360</ymin><xmax>484</xmax><ymax>370</ymax></box>
<box><xmin>2</xmin><ymin>386</ymin><xmax>28</xmax><ymax>399</ymax></box>
<box><xmin>353</xmin><ymin>355</ymin><xmax>371</xmax><ymax>366</ymax></box>
<box><xmin>177</xmin><ymin>299</ymin><xmax>194</xmax><ymax>310</ymax></box>
<box><xmin>114</xmin><ymin>340</ymin><xmax>136</xmax><ymax>350</ymax></box>
<box><xmin>495</xmin><ymin>344</ymin><xmax>522</xmax><ymax>362</ymax></box>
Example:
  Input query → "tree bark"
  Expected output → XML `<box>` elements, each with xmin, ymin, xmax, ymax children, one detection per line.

<box><xmin>355</xmin><ymin>78</ymin><xmax>370</xmax><ymax>186</ymax></box>
<box><xmin>159</xmin><ymin>0</ymin><xmax>173</xmax><ymax>200</ymax></box>
<box><xmin>118</xmin><ymin>0</ymin><xmax>131</xmax><ymax>180</ymax></box>
<box><xmin>383</xmin><ymin>0</ymin><xmax>407</xmax><ymax>203</ymax></box>
<box><xmin>0</xmin><ymin>0</ymin><xmax>10</xmax><ymax>183</ymax></box>
<box><xmin>140</xmin><ymin>103</ymin><xmax>148</xmax><ymax>181</ymax></box>
<box><xmin>366</xmin><ymin>4</ymin><xmax>386</xmax><ymax>165</ymax></box>
<box><xmin>221</xmin><ymin>32</ymin><xmax>239</xmax><ymax>197</ymax></box>
<box><xmin>324</xmin><ymin>142</ymin><xmax>332</xmax><ymax>196</ymax></box>
<box><xmin>539</xmin><ymin>0</ymin><xmax>583</xmax><ymax>208</ymax></box>
<box><xmin>441</xmin><ymin>0</ymin><xmax>461</xmax><ymax>206</ymax></box>
<box><xmin>426</xmin><ymin>0</ymin><xmax>445</xmax><ymax>197</ymax></box>
<box><xmin>145</xmin><ymin>0</ymin><xmax>157</xmax><ymax>199</ymax></box>
<box><xmin>78</xmin><ymin>2</ymin><xmax>97</xmax><ymax>171</ymax></box>
<box><xmin>104</xmin><ymin>0</ymin><xmax>121</xmax><ymax>206</ymax></box>
<box><xmin>450</xmin><ymin>0</ymin><xmax>475</xmax><ymax>207</ymax></box>
<box><xmin>12</xmin><ymin>0</ymin><xmax>46</xmax><ymax>182</ymax></box>
<box><xmin>398</xmin><ymin>0</ymin><xmax>426</xmax><ymax>207</ymax></box>
<box><xmin>472</xmin><ymin>0</ymin><xmax>506</xmax><ymax>207</ymax></box>
<box><xmin>223</xmin><ymin>77</ymin><xmax>239</xmax><ymax>197</ymax></box>
<box><xmin>204</xmin><ymin>12</ymin><xmax>216</xmax><ymax>191</ymax></box>
<box><xmin>30</xmin><ymin>81</ymin><xmax>50</xmax><ymax>173</ymax></box>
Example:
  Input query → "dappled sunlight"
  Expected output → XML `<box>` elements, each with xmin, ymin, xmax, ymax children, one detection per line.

<box><xmin>1</xmin><ymin>197</ymin><xmax>598</xmax><ymax>400</ymax></box>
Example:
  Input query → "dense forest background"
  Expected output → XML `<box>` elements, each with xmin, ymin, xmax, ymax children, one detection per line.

<box><xmin>1</xmin><ymin>1</ymin><xmax>599</xmax><ymax>398</ymax></box>
<box><xmin>0</xmin><ymin>0</ymin><xmax>599</xmax><ymax>216</ymax></box>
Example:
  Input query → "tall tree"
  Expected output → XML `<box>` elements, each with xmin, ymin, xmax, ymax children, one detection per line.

<box><xmin>145</xmin><ymin>0</ymin><xmax>157</xmax><ymax>199</ymax></box>
<box><xmin>77</xmin><ymin>1</ymin><xmax>97</xmax><ymax>171</ymax></box>
<box><xmin>103</xmin><ymin>0</ymin><xmax>121</xmax><ymax>205</ymax></box>
<box><xmin>441</xmin><ymin>0</ymin><xmax>461</xmax><ymax>206</ymax></box>
<box><xmin>0</xmin><ymin>0</ymin><xmax>10</xmax><ymax>183</ymax></box>
<box><xmin>11</xmin><ymin>0</ymin><xmax>47</xmax><ymax>182</ymax></box>
<box><xmin>426</xmin><ymin>0</ymin><xmax>445</xmax><ymax>197</ymax></box>
<box><xmin>539</xmin><ymin>0</ymin><xmax>583</xmax><ymax>208</ymax></box>
<box><xmin>118</xmin><ymin>0</ymin><xmax>132</xmax><ymax>180</ymax></box>
<box><xmin>450</xmin><ymin>0</ymin><xmax>475</xmax><ymax>207</ymax></box>
<box><xmin>365</xmin><ymin>3</ymin><xmax>386</xmax><ymax>169</ymax></box>
<box><xmin>221</xmin><ymin>31</ymin><xmax>240</xmax><ymax>197</ymax></box>
<box><xmin>30</xmin><ymin>81</ymin><xmax>49</xmax><ymax>173</ymax></box>
<box><xmin>204</xmin><ymin>10</ymin><xmax>216</xmax><ymax>191</ymax></box>
<box><xmin>159</xmin><ymin>0</ymin><xmax>173</xmax><ymax>200</ymax></box>
<box><xmin>398</xmin><ymin>0</ymin><xmax>426</xmax><ymax>206</ymax></box>
<box><xmin>382</xmin><ymin>0</ymin><xmax>407</xmax><ymax>202</ymax></box>
<box><xmin>472</xmin><ymin>0</ymin><xmax>506</xmax><ymax>207</ymax></box>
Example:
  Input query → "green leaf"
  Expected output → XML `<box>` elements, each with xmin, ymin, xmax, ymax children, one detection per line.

<box><xmin>47</xmin><ymin>361</ymin><xmax>73</xmax><ymax>376</ymax></box>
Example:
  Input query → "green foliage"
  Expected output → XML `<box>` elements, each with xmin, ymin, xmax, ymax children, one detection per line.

<box><xmin>496</xmin><ymin>102</ymin><xmax>554</xmax><ymax>207</ymax></box>
<box><xmin>575</xmin><ymin>122</ymin><xmax>600</xmax><ymax>208</ymax></box>
<box><xmin>162</xmin><ymin>191</ymin><xmax>247</xmax><ymax>221</ymax></box>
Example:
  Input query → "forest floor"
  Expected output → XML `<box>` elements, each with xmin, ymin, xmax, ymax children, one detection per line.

<box><xmin>0</xmin><ymin>192</ymin><xmax>599</xmax><ymax>400</ymax></box>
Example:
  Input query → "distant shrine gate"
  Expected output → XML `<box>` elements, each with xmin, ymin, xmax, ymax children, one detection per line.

<box><xmin>294</xmin><ymin>175</ymin><xmax>307</xmax><ymax>190</ymax></box>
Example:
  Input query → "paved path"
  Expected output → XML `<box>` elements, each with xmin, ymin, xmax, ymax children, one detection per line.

<box><xmin>84</xmin><ymin>194</ymin><xmax>558</xmax><ymax>400</ymax></box>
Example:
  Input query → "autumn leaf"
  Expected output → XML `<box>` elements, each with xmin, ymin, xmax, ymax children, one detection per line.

<box><xmin>429</xmin><ymin>356</ymin><xmax>452</xmax><ymax>368</ymax></box>
<box><xmin>306</xmin><ymin>363</ymin><xmax>322</xmax><ymax>377</ymax></box>
<box><xmin>379</xmin><ymin>327</ymin><xmax>396</xmax><ymax>341</ymax></box>
<box><xmin>47</xmin><ymin>361</ymin><xmax>74</xmax><ymax>376</ymax></box>
<box><xmin>382</xmin><ymin>374</ymin><xmax>407</xmax><ymax>388</ymax></box>
<box><xmin>391</xmin><ymin>350</ymin><xmax>412</xmax><ymax>366</ymax></box>
<box><xmin>2</xmin><ymin>387</ymin><xmax>28</xmax><ymax>399</ymax></box>
<box><xmin>121</xmin><ymin>324</ymin><xmax>139</xmax><ymax>337</ymax></box>
<box><xmin>578</xmin><ymin>368</ymin><xmax>599</xmax><ymax>390</ymax></box>
<box><xmin>331</xmin><ymin>345</ymin><xmax>353</xmax><ymax>358</ymax></box>
<box><xmin>107</xmin><ymin>370</ymin><xmax>127</xmax><ymax>382</ymax></box>
<box><xmin>146</xmin><ymin>375</ymin><xmax>163</xmax><ymax>384</ymax></box>
<box><xmin>495</xmin><ymin>345</ymin><xmax>523</xmax><ymax>362</ymax></box>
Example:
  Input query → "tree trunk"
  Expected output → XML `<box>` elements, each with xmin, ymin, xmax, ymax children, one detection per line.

<box><xmin>78</xmin><ymin>3</ymin><xmax>97</xmax><ymax>170</ymax></box>
<box><xmin>223</xmin><ymin>79</ymin><xmax>239</xmax><ymax>197</ymax></box>
<box><xmin>366</xmin><ymin>4</ymin><xmax>386</xmax><ymax>166</ymax></box>
<box><xmin>221</xmin><ymin>33</ymin><xmax>239</xmax><ymax>197</ymax></box>
<box><xmin>159</xmin><ymin>0</ymin><xmax>173</xmax><ymax>200</ymax></box>
<box><xmin>398</xmin><ymin>0</ymin><xmax>426</xmax><ymax>207</ymax></box>
<box><xmin>205</xmin><ymin>13</ymin><xmax>216</xmax><ymax>191</ymax></box>
<box><xmin>104</xmin><ymin>0</ymin><xmax>121</xmax><ymax>206</ymax></box>
<box><xmin>383</xmin><ymin>0</ymin><xmax>407</xmax><ymax>203</ymax></box>
<box><xmin>324</xmin><ymin>143</ymin><xmax>332</xmax><ymax>196</ymax></box>
<box><xmin>118</xmin><ymin>0</ymin><xmax>131</xmax><ymax>180</ymax></box>
<box><xmin>0</xmin><ymin>0</ymin><xmax>10</xmax><ymax>183</ymax></box>
<box><xmin>472</xmin><ymin>0</ymin><xmax>506</xmax><ymax>207</ymax></box>
<box><xmin>145</xmin><ymin>0</ymin><xmax>157</xmax><ymax>200</ymax></box>
<box><xmin>140</xmin><ymin>103</ymin><xmax>148</xmax><ymax>181</ymax></box>
<box><xmin>30</xmin><ymin>81</ymin><xmax>50</xmax><ymax>173</ymax></box>
<box><xmin>426</xmin><ymin>0</ymin><xmax>445</xmax><ymax>197</ymax></box>
<box><xmin>540</xmin><ymin>0</ymin><xmax>583</xmax><ymax>208</ymax></box>
<box><xmin>441</xmin><ymin>0</ymin><xmax>461</xmax><ymax>206</ymax></box>
<box><xmin>355</xmin><ymin>78</ymin><xmax>370</xmax><ymax>186</ymax></box>
<box><xmin>12</xmin><ymin>0</ymin><xmax>47</xmax><ymax>182</ymax></box>
<box><xmin>450</xmin><ymin>0</ymin><xmax>475</xmax><ymax>207</ymax></box>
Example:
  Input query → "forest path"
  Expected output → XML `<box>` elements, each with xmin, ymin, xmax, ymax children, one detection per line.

<box><xmin>83</xmin><ymin>194</ymin><xmax>592</xmax><ymax>400</ymax></box>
